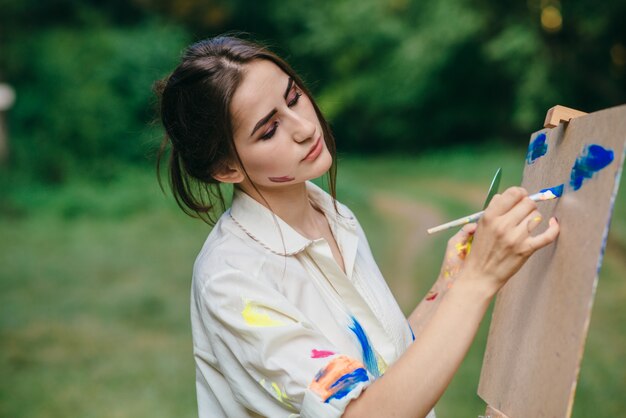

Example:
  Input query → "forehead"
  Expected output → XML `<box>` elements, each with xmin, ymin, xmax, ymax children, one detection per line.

<box><xmin>230</xmin><ymin>60</ymin><xmax>289</xmax><ymax>132</ymax></box>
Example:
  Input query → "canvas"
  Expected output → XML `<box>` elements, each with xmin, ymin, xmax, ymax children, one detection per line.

<box><xmin>477</xmin><ymin>105</ymin><xmax>626</xmax><ymax>418</ymax></box>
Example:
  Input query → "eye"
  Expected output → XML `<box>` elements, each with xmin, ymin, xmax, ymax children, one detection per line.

<box><xmin>287</xmin><ymin>89</ymin><xmax>302</xmax><ymax>107</ymax></box>
<box><xmin>260</xmin><ymin>121</ymin><xmax>279</xmax><ymax>140</ymax></box>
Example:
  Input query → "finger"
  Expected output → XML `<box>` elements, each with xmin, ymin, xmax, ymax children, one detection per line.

<box><xmin>460</xmin><ymin>222</ymin><xmax>477</xmax><ymax>237</ymax></box>
<box><xmin>448</xmin><ymin>223</ymin><xmax>477</xmax><ymax>245</ymax></box>
<box><xmin>511</xmin><ymin>209</ymin><xmax>542</xmax><ymax>237</ymax></box>
<box><xmin>525</xmin><ymin>211</ymin><xmax>543</xmax><ymax>234</ymax></box>
<box><xmin>504</xmin><ymin>197</ymin><xmax>538</xmax><ymax>228</ymax></box>
<box><xmin>485</xmin><ymin>187</ymin><xmax>528</xmax><ymax>217</ymax></box>
<box><xmin>525</xmin><ymin>217</ymin><xmax>560</xmax><ymax>254</ymax></box>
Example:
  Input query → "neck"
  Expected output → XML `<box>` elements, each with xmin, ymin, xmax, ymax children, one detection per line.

<box><xmin>237</xmin><ymin>181</ymin><xmax>324</xmax><ymax>239</ymax></box>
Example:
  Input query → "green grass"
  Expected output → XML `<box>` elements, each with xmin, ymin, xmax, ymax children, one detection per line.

<box><xmin>1</xmin><ymin>147</ymin><xmax>624</xmax><ymax>417</ymax></box>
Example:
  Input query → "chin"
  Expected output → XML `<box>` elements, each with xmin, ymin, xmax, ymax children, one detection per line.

<box><xmin>313</xmin><ymin>150</ymin><xmax>333</xmax><ymax>177</ymax></box>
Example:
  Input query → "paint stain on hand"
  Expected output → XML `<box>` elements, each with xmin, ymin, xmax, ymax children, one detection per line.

<box><xmin>455</xmin><ymin>238</ymin><xmax>472</xmax><ymax>260</ymax></box>
<box><xmin>425</xmin><ymin>291</ymin><xmax>439</xmax><ymax>301</ymax></box>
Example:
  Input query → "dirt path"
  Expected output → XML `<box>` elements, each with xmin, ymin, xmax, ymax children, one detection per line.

<box><xmin>369</xmin><ymin>192</ymin><xmax>445</xmax><ymax>311</ymax></box>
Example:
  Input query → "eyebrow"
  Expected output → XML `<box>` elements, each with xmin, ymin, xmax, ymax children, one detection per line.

<box><xmin>249</xmin><ymin>77</ymin><xmax>294</xmax><ymax>137</ymax></box>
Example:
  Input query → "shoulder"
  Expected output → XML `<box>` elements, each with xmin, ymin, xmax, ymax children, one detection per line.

<box><xmin>192</xmin><ymin>210</ymin><xmax>273</xmax><ymax>295</ymax></box>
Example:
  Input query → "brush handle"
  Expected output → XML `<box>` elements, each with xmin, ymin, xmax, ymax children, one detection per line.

<box><xmin>426</xmin><ymin>191</ymin><xmax>554</xmax><ymax>235</ymax></box>
<box><xmin>427</xmin><ymin>210</ymin><xmax>484</xmax><ymax>234</ymax></box>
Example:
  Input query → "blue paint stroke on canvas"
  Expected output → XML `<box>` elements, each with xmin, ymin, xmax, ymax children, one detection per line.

<box><xmin>325</xmin><ymin>368</ymin><xmax>369</xmax><ymax>403</ymax></box>
<box><xmin>526</xmin><ymin>132</ymin><xmax>548</xmax><ymax>164</ymax></box>
<box><xmin>540</xmin><ymin>184</ymin><xmax>564</xmax><ymax>198</ymax></box>
<box><xmin>570</xmin><ymin>144</ymin><xmax>614</xmax><ymax>190</ymax></box>
<box><xmin>349</xmin><ymin>317</ymin><xmax>380</xmax><ymax>378</ymax></box>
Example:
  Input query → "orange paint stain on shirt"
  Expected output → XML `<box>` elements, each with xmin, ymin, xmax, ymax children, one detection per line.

<box><xmin>309</xmin><ymin>355</ymin><xmax>366</xmax><ymax>401</ymax></box>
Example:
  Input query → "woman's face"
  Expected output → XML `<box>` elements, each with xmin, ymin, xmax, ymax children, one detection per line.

<box><xmin>228</xmin><ymin>60</ymin><xmax>332</xmax><ymax>192</ymax></box>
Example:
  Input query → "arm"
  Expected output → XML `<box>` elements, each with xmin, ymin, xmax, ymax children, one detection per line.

<box><xmin>408</xmin><ymin>223</ymin><xmax>477</xmax><ymax>336</ymax></box>
<box><xmin>344</xmin><ymin>187</ymin><xmax>560</xmax><ymax>417</ymax></box>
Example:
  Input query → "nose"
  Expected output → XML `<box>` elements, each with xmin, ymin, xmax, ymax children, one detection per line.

<box><xmin>289</xmin><ymin>110</ymin><xmax>316</xmax><ymax>143</ymax></box>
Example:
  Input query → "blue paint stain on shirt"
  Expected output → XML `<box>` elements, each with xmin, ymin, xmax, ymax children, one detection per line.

<box><xmin>324</xmin><ymin>367</ymin><xmax>369</xmax><ymax>403</ymax></box>
<box><xmin>409</xmin><ymin>323</ymin><xmax>415</xmax><ymax>341</ymax></box>
<box><xmin>540</xmin><ymin>184</ymin><xmax>564</xmax><ymax>197</ymax></box>
<box><xmin>349</xmin><ymin>317</ymin><xmax>380</xmax><ymax>378</ymax></box>
<box><xmin>570</xmin><ymin>144</ymin><xmax>614</xmax><ymax>190</ymax></box>
<box><xmin>526</xmin><ymin>133</ymin><xmax>548</xmax><ymax>164</ymax></box>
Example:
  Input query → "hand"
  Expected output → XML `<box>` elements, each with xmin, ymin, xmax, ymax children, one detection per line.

<box><xmin>421</xmin><ymin>224</ymin><xmax>477</xmax><ymax>302</ymax></box>
<box><xmin>438</xmin><ymin>223</ymin><xmax>477</xmax><ymax>282</ymax></box>
<box><xmin>461</xmin><ymin>187</ymin><xmax>560</xmax><ymax>295</ymax></box>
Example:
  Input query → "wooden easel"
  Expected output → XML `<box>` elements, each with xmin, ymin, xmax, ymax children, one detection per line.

<box><xmin>542</xmin><ymin>105</ymin><xmax>587</xmax><ymax>129</ymax></box>
<box><xmin>480</xmin><ymin>105</ymin><xmax>592</xmax><ymax>418</ymax></box>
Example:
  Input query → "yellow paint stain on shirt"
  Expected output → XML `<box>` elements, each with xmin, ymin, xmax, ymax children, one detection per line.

<box><xmin>241</xmin><ymin>300</ymin><xmax>284</xmax><ymax>327</ymax></box>
<box><xmin>376</xmin><ymin>353</ymin><xmax>388</xmax><ymax>375</ymax></box>
<box><xmin>271</xmin><ymin>382</ymin><xmax>296</xmax><ymax>409</ymax></box>
<box><xmin>259</xmin><ymin>379</ymin><xmax>296</xmax><ymax>410</ymax></box>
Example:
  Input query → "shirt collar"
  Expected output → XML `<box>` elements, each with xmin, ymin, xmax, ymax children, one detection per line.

<box><xmin>229</xmin><ymin>181</ymin><xmax>357</xmax><ymax>256</ymax></box>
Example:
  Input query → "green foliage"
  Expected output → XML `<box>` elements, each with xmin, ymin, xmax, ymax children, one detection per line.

<box><xmin>265</xmin><ymin>0</ymin><xmax>496</xmax><ymax>152</ymax></box>
<box><xmin>5</xmin><ymin>21</ymin><xmax>188</xmax><ymax>182</ymax></box>
<box><xmin>2</xmin><ymin>0</ymin><xmax>625</xmax><ymax>182</ymax></box>
<box><xmin>169</xmin><ymin>0</ymin><xmax>613</xmax><ymax>153</ymax></box>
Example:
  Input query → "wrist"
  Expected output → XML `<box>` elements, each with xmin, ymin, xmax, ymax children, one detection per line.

<box><xmin>452</xmin><ymin>267</ymin><xmax>498</xmax><ymax>303</ymax></box>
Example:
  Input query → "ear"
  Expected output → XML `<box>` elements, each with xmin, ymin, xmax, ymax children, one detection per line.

<box><xmin>212</xmin><ymin>162</ymin><xmax>245</xmax><ymax>184</ymax></box>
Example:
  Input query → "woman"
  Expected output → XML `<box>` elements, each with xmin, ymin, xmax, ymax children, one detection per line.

<box><xmin>155</xmin><ymin>36</ymin><xmax>559</xmax><ymax>418</ymax></box>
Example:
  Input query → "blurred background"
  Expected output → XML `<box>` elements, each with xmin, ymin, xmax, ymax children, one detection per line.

<box><xmin>1</xmin><ymin>0</ymin><xmax>625</xmax><ymax>416</ymax></box>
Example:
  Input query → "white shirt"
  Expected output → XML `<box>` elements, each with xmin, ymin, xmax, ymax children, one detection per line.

<box><xmin>190</xmin><ymin>181</ymin><xmax>436</xmax><ymax>417</ymax></box>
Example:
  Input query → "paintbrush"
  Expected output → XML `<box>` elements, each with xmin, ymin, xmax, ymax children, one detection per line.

<box><xmin>426</xmin><ymin>184</ymin><xmax>564</xmax><ymax>235</ymax></box>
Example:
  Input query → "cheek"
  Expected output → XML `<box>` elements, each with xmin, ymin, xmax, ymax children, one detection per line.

<box><xmin>239</xmin><ymin>142</ymin><xmax>293</xmax><ymax>175</ymax></box>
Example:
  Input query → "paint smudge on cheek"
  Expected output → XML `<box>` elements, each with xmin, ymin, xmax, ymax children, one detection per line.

<box><xmin>425</xmin><ymin>291</ymin><xmax>439</xmax><ymax>301</ymax></box>
<box><xmin>241</xmin><ymin>299</ymin><xmax>285</xmax><ymax>327</ymax></box>
<box><xmin>570</xmin><ymin>144</ymin><xmax>614</xmax><ymax>190</ymax></box>
<box><xmin>268</xmin><ymin>175</ymin><xmax>295</xmax><ymax>183</ymax></box>
<box><xmin>526</xmin><ymin>132</ymin><xmax>548</xmax><ymax>164</ymax></box>
<box><xmin>311</xmin><ymin>349</ymin><xmax>335</xmax><ymax>359</ymax></box>
<box><xmin>309</xmin><ymin>355</ymin><xmax>370</xmax><ymax>403</ymax></box>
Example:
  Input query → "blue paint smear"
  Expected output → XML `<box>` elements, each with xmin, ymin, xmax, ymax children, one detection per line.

<box><xmin>408</xmin><ymin>323</ymin><xmax>415</xmax><ymax>341</ymax></box>
<box><xmin>349</xmin><ymin>317</ymin><xmax>380</xmax><ymax>378</ymax></box>
<box><xmin>570</xmin><ymin>144</ymin><xmax>614</xmax><ymax>190</ymax></box>
<box><xmin>314</xmin><ymin>368</ymin><xmax>327</xmax><ymax>382</ymax></box>
<box><xmin>526</xmin><ymin>133</ymin><xmax>548</xmax><ymax>164</ymax></box>
<box><xmin>540</xmin><ymin>184</ymin><xmax>564</xmax><ymax>197</ymax></box>
<box><xmin>324</xmin><ymin>367</ymin><xmax>369</xmax><ymax>403</ymax></box>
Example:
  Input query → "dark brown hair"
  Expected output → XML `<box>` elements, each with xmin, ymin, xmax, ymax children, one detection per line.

<box><xmin>155</xmin><ymin>36</ymin><xmax>338</xmax><ymax>224</ymax></box>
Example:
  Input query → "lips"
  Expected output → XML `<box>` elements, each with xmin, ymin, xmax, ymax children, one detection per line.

<box><xmin>302</xmin><ymin>135</ymin><xmax>323</xmax><ymax>161</ymax></box>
